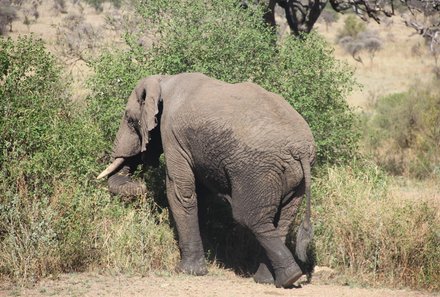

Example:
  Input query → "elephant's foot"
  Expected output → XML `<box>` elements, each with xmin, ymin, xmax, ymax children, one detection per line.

<box><xmin>274</xmin><ymin>263</ymin><xmax>303</xmax><ymax>288</ymax></box>
<box><xmin>253</xmin><ymin>262</ymin><xmax>274</xmax><ymax>284</ymax></box>
<box><xmin>255</xmin><ymin>236</ymin><xmax>302</xmax><ymax>288</ymax></box>
<box><xmin>176</xmin><ymin>256</ymin><xmax>208</xmax><ymax>276</ymax></box>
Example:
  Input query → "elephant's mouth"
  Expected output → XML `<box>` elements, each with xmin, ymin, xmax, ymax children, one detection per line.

<box><xmin>97</xmin><ymin>157</ymin><xmax>125</xmax><ymax>179</ymax></box>
<box><xmin>97</xmin><ymin>156</ymin><xmax>148</xmax><ymax>196</ymax></box>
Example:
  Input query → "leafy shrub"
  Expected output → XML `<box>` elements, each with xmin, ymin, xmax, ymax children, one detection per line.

<box><xmin>313</xmin><ymin>163</ymin><xmax>440</xmax><ymax>290</ymax></box>
<box><xmin>88</xmin><ymin>50</ymin><xmax>148</xmax><ymax>142</ymax></box>
<box><xmin>1</xmin><ymin>36</ymin><xmax>66</xmax><ymax>188</ymax></box>
<box><xmin>0</xmin><ymin>36</ymin><xmax>102</xmax><ymax>191</ymax></box>
<box><xmin>337</xmin><ymin>15</ymin><xmax>366</xmax><ymax>40</ymax></box>
<box><xmin>269</xmin><ymin>34</ymin><xmax>359</xmax><ymax>164</ymax></box>
<box><xmin>363</xmin><ymin>83</ymin><xmax>440</xmax><ymax>179</ymax></box>
<box><xmin>89</xmin><ymin>0</ymin><xmax>359</xmax><ymax>164</ymax></box>
<box><xmin>0</xmin><ymin>36</ymin><xmax>178</xmax><ymax>282</ymax></box>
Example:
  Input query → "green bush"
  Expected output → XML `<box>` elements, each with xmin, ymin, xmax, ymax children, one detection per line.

<box><xmin>363</xmin><ymin>83</ymin><xmax>440</xmax><ymax>178</ymax></box>
<box><xmin>337</xmin><ymin>15</ymin><xmax>366</xmax><ymax>40</ymax></box>
<box><xmin>87</xmin><ymin>50</ymin><xmax>149</xmax><ymax>143</ymax></box>
<box><xmin>1</xmin><ymin>36</ymin><xmax>66</xmax><ymax>192</ymax></box>
<box><xmin>268</xmin><ymin>34</ymin><xmax>359</xmax><ymax>164</ymax></box>
<box><xmin>0</xmin><ymin>36</ymin><xmax>105</xmax><ymax>193</ymax></box>
<box><xmin>89</xmin><ymin>0</ymin><xmax>359</xmax><ymax>164</ymax></box>
<box><xmin>0</xmin><ymin>36</ymin><xmax>178</xmax><ymax>282</ymax></box>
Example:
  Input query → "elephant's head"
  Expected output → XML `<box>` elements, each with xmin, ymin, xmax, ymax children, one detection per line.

<box><xmin>97</xmin><ymin>76</ymin><xmax>164</xmax><ymax>196</ymax></box>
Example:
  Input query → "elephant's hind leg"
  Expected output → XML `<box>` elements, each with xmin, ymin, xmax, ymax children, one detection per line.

<box><xmin>165</xmin><ymin>162</ymin><xmax>207</xmax><ymax>276</ymax></box>
<box><xmin>258</xmin><ymin>236</ymin><xmax>303</xmax><ymax>288</ymax></box>
<box><xmin>253</xmin><ymin>184</ymin><xmax>306</xmax><ymax>286</ymax></box>
<box><xmin>231</xmin><ymin>184</ymin><xmax>303</xmax><ymax>288</ymax></box>
<box><xmin>253</xmin><ymin>252</ymin><xmax>275</xmax><ymax>284</ymax></box>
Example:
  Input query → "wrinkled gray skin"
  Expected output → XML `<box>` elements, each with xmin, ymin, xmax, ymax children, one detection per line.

<box><xmin>99</xmin><ymin>73</ymin><xmax>316</xmax><ymax>288</ymax></box>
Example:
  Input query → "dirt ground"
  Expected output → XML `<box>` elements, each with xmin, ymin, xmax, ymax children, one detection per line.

<box><xmin>1</xmin><ymin>268</ymin><xmax>438</xmax><ymax>297</ymax></box>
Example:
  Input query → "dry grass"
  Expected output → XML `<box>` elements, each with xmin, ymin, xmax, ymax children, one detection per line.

<box><xmin>8</xmin><ymin>3</ymin><xmax>436</xmax><ymax>107</ymax></box>
<box><xmin>315</xmin><ymin>16</ymin><xmax>437</xmax><ymax>108</ymax></box>
<box><xmin>313</xmin><ymin>164</ymin><xmax>440</xmax><ymax>291</ymax></box>
<box><xmin>8</xmin><ymin>0</ymin><xmax>124</xmax><ymax>101</ymax></box>
<box><xmin>0</xmin><ymin>178</ymin><xmax>180</xmax><ymax>283</ymax></box>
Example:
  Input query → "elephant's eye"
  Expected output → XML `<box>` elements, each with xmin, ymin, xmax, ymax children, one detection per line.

<box><xmin>127</xmin><ymin>117</ymin><xmax>140</xmax><ymax>130</ymax></box>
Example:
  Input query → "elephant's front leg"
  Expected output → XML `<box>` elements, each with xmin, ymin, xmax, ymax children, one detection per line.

<box><xmin>166</xmin><ymin>173</ymin><xmax>207</xmax><ymax>276</ymax></box>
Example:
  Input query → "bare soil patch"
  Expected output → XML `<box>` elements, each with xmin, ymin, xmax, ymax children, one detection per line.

<box><xmin>1</xmin><ymin>269</ymin><xmax>438</xmax><ymax>297</ymax></box>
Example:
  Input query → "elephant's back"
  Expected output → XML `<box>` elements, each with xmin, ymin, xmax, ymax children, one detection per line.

<box><xmin>163</xmin><ymin>73</ymin><xmax>314</xmax><ymax>148</ymax></box>
<box><xmin>197</xmin><ymin>79</ymin><xmax>312</xmax><ymax>144</ymax></box>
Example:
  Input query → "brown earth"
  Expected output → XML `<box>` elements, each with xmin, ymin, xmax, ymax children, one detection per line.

<box><xmin>1</xmin><ymin>268</ymin><xmax>438</xmax><ymax>297</ymax></box>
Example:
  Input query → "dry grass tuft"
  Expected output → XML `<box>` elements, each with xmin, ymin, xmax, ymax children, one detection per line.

<box><xmin>313</xmin><ymin>163</ymin><xmax>440</xmax><ymax>291</ymax></box>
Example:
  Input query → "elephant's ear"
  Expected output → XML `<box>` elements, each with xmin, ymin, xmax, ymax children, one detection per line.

<box><xmin>136</xmin><ymin>76</ymin><xmax>162</xmax><ymax>152</ymax></box>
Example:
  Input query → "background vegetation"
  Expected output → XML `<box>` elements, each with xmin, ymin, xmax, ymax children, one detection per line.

<box><xmin>0</xmin><ymin>36</ymin><xmax>178</xmax><ymax>281</ymax></box>
<box><xmin>313</xmin><ymin>162</ymin><xmax>439</xmax><ymax>289</ymax></box>
<box><xmin>0</xmin><ymin>0</ymin><xmax>439</xmax><ymax>292</ymax></box>
<box><xmin>363</xmin><ymin>84</ymin><xmax>440</xmax><ymax>179</ymax></box>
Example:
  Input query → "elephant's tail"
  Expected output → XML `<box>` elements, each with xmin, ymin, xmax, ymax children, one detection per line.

<box><xmin>295</xmin><ymin>155</ymin><xmax>313</xmax><ymax>263</ymax></box>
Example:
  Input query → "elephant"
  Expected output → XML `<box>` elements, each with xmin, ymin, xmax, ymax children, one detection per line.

<box><xmin>97</xmin><ymin>73</ymin><xmax>316</xmax><ymax>288</ymax></box>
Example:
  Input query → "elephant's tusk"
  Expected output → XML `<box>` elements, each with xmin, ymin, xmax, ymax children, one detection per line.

<box><xmin>97</xmin><ymin>158</ymin><xmax>125</xmax><ymax>179</ymax></box>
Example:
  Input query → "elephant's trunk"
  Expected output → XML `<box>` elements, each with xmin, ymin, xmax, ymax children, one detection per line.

<box><xmin>107</xmin><ymin>166</ymin><xmax>147</xmax><ymax>196</ymax></box>
<box><xmin>97</xmin><ymin>157</ymin><xmax>125</xmax><ymax>179</ymax></box>
<box><xmin>98</xmin><ymin>155</ymin><xmax>148</xmax><ymax>196</ymax></box>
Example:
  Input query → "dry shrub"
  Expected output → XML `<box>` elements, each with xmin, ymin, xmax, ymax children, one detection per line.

<box><xmin>0</xmin><ymin>177</ymin><xmax>179</xmax><ymax>282</ymax></box>
<box><xmin>52</xmin><ymin>0</ymin><xmax>67</xmax><ymax>14</ymax></box>
<box><xmin>339</xmin><ymin>30</ymin><xmax>383</xmax><ymax>64</ymax></box>
<box><xmin>364</xmin><ymin>82</ymin><xmax>440</xmax><ymax>179</ymax></box>
<box><xmin>320</xmin><ymin>9</ymin><xmax>339</xmax><ymax>31</ymax></box>
<box><xmin>313</xmin><ymin>163</ymin><xmax>440</xmax><ymax>290</ymax></box>
<box><xmin>0</xmin><ymin>0</ymin><xmax>17</xmax><ymax>35</ymax></box>
<box><xmin>55</xmin><ymin>12</ymin><xmax>102</xmax><ymax>62</ymax></box>
<box><xmin>337</xmin><ymin>16</ymin><xmax>384</xmax><ymax>65</ymax></box>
